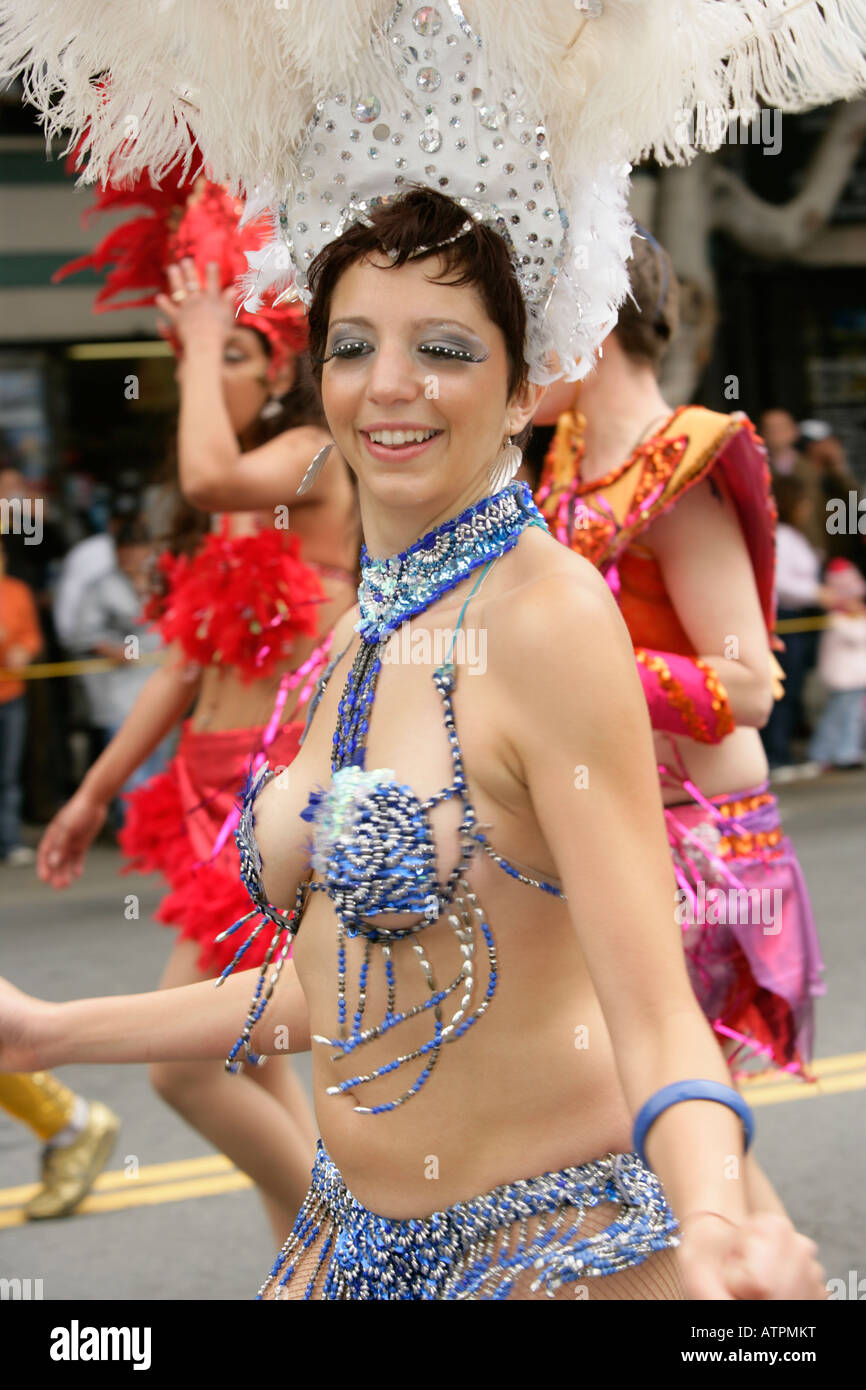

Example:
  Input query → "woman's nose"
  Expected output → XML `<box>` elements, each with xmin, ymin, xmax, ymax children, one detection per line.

<box><xmin>365</xmin><ymin>342</ymin><xmax>420</xmax><ymax>404</ymax></box>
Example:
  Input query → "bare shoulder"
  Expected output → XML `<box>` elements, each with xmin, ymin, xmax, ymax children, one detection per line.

<box><xmin>485</xmin><ymin>527</ymin><xmax>633</xmax><ymax>676</ymax></box>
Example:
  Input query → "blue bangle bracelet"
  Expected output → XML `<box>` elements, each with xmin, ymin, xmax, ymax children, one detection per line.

<box><xmin>633</xmin><ymin>1080</ymin><xmax>755</xmax><ymax>1169</ymax></box>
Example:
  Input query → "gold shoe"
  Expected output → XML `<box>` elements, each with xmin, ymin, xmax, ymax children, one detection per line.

<box><xmin>24</xmin><ymin>1100</ymin><xmax>121</xmax><ymax>1220</ymax></box>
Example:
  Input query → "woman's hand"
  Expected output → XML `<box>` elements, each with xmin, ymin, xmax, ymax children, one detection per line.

<box><xmin>678</xmin><ymin>1211</ymin><xmax>827</xmax><ymax>1300</ymax></box>
<box><xmin>155</xmin><ymin>258</ymin><xmax>236</xmax><ymax>354</ymax></box>
<box><xmin>0</xmin><ymin>977</ymin><xmax>57</xmax><ymax>1073</ymax></box>
<box><xmin>37</xmin><ymin>790</ymin><xmax>109</xmax><ymax>889</ymax></box>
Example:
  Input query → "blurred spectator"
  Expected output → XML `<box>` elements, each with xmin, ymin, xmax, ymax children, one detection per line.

<box><xmin>760</xmin><ymin>408</ymin><xmax>804</xmax><ymax>477</ymax></box>
<box><xmin>53</xmin><ymin>494</ymin><xmax>140</xmax><ymax>649</ymax></box>
<box><xmin>0</xmin><ymin>468</ymin><xmax>82</xmax><ymax>821</ymax></box>
<box><xmin>69</xmin><ymin>519</ymin><xmax>173</xmax><ymax>826</ymax></box>
<box><xmin>759</xmin><ymin>408</ymin><xmax>825</xmax><ymax>551</ymax></box>
<box><xmin>0</xmin><ymin>535</ymin><xmax>42</xmax><ymax>865</ymax></box>
<box><xmin>808</xmin><ymin>558</ymin><xmax>866</xmax><ymax>770</ymax></box>
<box><xmin>799</xmin><ymin>419</ymin><xmax>866</xmax><ymax>573</ymax></box>
<box><xmin>762</xmin><ymin>476</ymin><xmax>836</xmax><ymax>775</ymax></box>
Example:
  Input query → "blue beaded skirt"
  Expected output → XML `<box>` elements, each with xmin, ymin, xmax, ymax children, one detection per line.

<box><xmin>258</xmin><ymin>1141</ymin><xmax>681</xmax><ymax>1300</ymax></box>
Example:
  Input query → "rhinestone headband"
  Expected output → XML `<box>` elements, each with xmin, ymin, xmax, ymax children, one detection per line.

<box><xmin>242</xmin><ymin>0</ymin><xmax>630</xmax><ymax>383</ymax></box>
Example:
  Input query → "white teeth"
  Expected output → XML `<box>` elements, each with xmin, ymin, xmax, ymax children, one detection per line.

<box><xmin>367</xmin><ymin>428</ymin><xmax>438</xmax><ymax>446</ymax></box>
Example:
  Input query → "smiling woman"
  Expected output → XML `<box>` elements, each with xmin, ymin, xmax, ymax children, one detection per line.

<box><xmin>300</xmin><ymin>190</ymin><xmax>537</xmax><ymax>538</ymax></box>
<box><xmin>177</xmin><ymin>184</ymin><xmax>825</xmax><ymax>1302</ymax></box>
<box><xmin>0</xmin><ymin>182</ymin><xmax>827</xmax><ymax>1303</ymax></box>
<box><xmin>0</xmin><ymin>0</ymin><xmax>856</xmax><ymax>1305</ymax></box>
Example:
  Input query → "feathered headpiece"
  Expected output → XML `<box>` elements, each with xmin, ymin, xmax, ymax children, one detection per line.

<box><xmin>53</xmin><ymin>151</ymin><xmax>309</xmax><ymax>373</ymax></box>
<box><xmin>4</xmin><ymin>0</ymin><xmax>866</xmax><ymax>381</ymax></box>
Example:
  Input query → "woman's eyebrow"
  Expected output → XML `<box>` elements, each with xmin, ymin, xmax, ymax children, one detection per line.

<box><xmin>328</xmin><ymin>316</ymin><xmax>484</xmax><ymax>335</ymax></box>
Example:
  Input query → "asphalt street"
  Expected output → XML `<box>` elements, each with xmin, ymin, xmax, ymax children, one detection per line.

<box><xmin>0</xmin><ymin>769</ymin><xmax>864</xmax><ymax>1301</ymax></box>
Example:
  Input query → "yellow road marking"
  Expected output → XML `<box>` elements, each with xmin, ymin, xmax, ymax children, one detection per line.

<box><xmin>0</xmin><ymin>1170</ymin><xmax>251</xmax><ymax>1229</ymax></box>
<box><xmin>0</xmin><ymin>1152</ymin><xmax>236</xmax><ymax>1208</ymax></box>
<box><xmin>744</xmin><ymin>1069</ymin><xmax>866</xmax><ymax>1107</ymax></box>
<box><xmin>0</xmin><ymin>1051</ymin><xmax>862</xmax><ymax>1220</ymax></box>
<box><xmin>741</xmin><ymin>1051</ymin><xmax>866</xmax><ymax>1087</ymax></box>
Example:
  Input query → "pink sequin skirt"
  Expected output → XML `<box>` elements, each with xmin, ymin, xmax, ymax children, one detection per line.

<box><xmin>665</xmin><ymin>782</ymin><xmax>825</xmax><ymax>1075</ymax></box>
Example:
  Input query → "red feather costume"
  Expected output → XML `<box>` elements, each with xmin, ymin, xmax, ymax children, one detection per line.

<box><xmin>59</xmin><ymin>152</ymin><xmax>342</xmax><ymax>974</ymax></box>
<box><xmin>54</xmin><ymin>150</ymin><xmax>307</xmax><ymax>372</ymax></box>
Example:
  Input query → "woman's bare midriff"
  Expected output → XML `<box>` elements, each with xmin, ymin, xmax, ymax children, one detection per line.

<box><xmin>189</xmin><ymin>577</ymin><xmax>356</xmax><ymax>734</ymax></box>
<box><xmin>655</xmin><ymin>725</ymin><xmax>770</xmax><ymax>805</ymax></box>
<box><xmin>247</xmin><ymin>548</ymin><xmax>645</xmax><ymax>1220</ymax></box>
<box><xmin>294</xmin><ymin>864</ymin><xmax>634</xmax><ymax>1219</ymax></box>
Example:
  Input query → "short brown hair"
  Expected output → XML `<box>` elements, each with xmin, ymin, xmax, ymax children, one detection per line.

<box><xmin>306</xmin><ymin>187</ymin><xmax>529</xmax><ymax>401</ymax></box>
<box><xmin>614</xmin><ymin>231</ymin><xmax>679</xmax><ymax>369</ymax></box>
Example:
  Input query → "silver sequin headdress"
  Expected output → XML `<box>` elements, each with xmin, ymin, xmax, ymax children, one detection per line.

<box><xmin>241</xmin><ymin>1</ymin><xmax>631</xmax><ymax>383</ymax></box>
<box><xmin>3</xmin><ymin>0</ymin><xmax>865</xmax><ymax>382</ymax></box>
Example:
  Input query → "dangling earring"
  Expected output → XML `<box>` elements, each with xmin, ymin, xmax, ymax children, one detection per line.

<box><xmin>296</xmin><ymin>443</ymin><xmax>333</xmax><ymax>496</ymax></box>
<box><xmin>259</xmin><ymin>394</ymin><xmax>284</xmax><ymax>420</ymax></box>
<box><xmin>488</xmin><ymin>435</ymin><xmax>523</xmax><ymax>494</ymax></box>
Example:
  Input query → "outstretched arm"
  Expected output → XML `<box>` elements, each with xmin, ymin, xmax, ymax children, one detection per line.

<box><xmin>0</xmin><ymin>961</ymin><xmax>310</xmax><ymax>1074</ymax></box>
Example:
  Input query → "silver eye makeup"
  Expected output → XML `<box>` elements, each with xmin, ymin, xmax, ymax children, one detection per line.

<box><xmin>317</xmin><ymin>337</ymin><xmax>489</xmax><ymax>365</ymax></box>
<box><xmin>419</xmin><ymin>342</ymin><xmax>488</xmax><ymax>362</ymax></box>
<box><xmin>317</xmin><ymin>339</ymin><xmax>371</xmax><ymax>361</ymax></box>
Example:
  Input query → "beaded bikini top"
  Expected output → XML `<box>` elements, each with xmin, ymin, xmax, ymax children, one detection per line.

<box><xmin>220</xmin><ymin>483</ymin><xmax>565</xmax><ymax>1114</ymax></box>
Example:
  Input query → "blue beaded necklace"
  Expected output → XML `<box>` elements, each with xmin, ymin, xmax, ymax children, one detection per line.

<box><xmin>222</xmin><ymin>480</ymin><xmax>564</xmax><ymax>1108</ymax></box>
<box><xmin>332</xmin><ymin>481</ymin><xmax>547</xmax><ymax>771</ymax></box>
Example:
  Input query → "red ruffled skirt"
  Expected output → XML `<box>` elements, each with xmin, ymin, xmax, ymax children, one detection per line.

<box><xmin>119</xmin><ymin>719</ymin><xmax>304</xmax><ymax>976</ymax></box>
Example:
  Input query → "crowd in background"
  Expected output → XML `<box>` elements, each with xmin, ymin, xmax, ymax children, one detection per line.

<box><xmin>0</xmin><ymin>440</ymin><xmax>179</xmax><ymax>864</ymax></box>
<box><xmin>758</xmin><ymin>408</ymin><xmax>866</xmax><ymax>778</ymax></box>
<box><xmin>1</xmin><ymin>408</ymin><xmax>865</xmax><ymax>867</ymax></box>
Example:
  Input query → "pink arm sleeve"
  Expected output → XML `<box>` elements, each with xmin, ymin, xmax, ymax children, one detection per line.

<box><xmin>635</xmin><ymin>647</ymin><xmax>735</xmax><ymax>744</ymax></box>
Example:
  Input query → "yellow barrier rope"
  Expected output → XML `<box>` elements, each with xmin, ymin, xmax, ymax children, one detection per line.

<box><xmin>0</xmin><ymin>652</ymin><xmax>167</xmax><ymax>680</ymax></box>
<box><xmin>774</xmin><ymin>615</ymin><xmax>836</xmax><ymax>634</ymax></box>
<box><xmin>0</xmin><ymin>617</ymin><xmax>852</xmax><ymax>680</ymax></box>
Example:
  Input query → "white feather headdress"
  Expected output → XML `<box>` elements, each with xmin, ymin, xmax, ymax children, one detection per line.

<box><xmin>3</xmin><ymin>0</ymin><xmax>864</xmax><ymax>379</ymax></box>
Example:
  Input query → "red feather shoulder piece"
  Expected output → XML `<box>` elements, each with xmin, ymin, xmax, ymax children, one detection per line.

<box><xmin>145</xmin><ymin>524</ymin><xmax>326</xmax><ymax>682</ymax></box>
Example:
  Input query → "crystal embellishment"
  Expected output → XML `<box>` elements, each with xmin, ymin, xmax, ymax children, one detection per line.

<box><xmin>244</xmin><ymin>0</ymin><xmax>587</xmax><ymax>381</ymax></box>
<box><xmin>353</xmin><ymin>95</ymin><xmax>382</xmax><ymax>123</ymax></box>
<box><xmin>413</xmin><ymin>5</ymin><xmax>442</xmax><ymax>35</ymax></box>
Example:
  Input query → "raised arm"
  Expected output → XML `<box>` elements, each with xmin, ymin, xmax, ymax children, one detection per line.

<box><xmin>155</xmin><ymin>266</ymin><xmax>332</xmax><ymax>512</ymax></box>
<box><xmin>502</xmin><ymin>560</ymin><xmax>823</xmax><ymax>1298</ymax></box>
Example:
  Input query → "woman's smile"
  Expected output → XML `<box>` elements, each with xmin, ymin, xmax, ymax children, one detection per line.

<box><xmin>360</xmin><ymin>423</ymin><xmax>445</xmax><ymax>461</ymax></box>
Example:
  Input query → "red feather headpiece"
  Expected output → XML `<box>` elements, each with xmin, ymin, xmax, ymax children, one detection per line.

<box><xmin>54</xmin><ymin>149</ymin><xmax>307</xmax><ymax>375</ymax></box>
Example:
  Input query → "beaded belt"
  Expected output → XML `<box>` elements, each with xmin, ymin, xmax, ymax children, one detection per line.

<box><xmin>260</xmin><ymin>1141</ymin><xmax>679</xmax><ymax>1301</ymax></box>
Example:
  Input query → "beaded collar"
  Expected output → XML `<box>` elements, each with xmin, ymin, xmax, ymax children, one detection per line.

<box><xmin>356</xmin><ymin>482</ymin><xmax>547</xmax><ymax>644</ymax></box>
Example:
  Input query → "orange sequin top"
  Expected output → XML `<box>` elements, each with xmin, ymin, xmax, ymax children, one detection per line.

<box><xmin>535</xmin><ymin>403</ymin><xmax>778</xmax><ymax>744</ymax></box>
<box><xmin>618</xmin><ymin>545</ymin><xmax>695</xmax><ymax>655</ymax></box>
<box><xmin>536</xmin><ymin>403</ymin><xmax>776</xmax><ymax>642</ymax></box>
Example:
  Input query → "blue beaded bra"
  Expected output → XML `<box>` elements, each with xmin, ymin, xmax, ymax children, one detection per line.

<box><xmin>219</xmin><ymin>483</ymin><xmax>566</xmax><ymax>1114</ymax></box>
